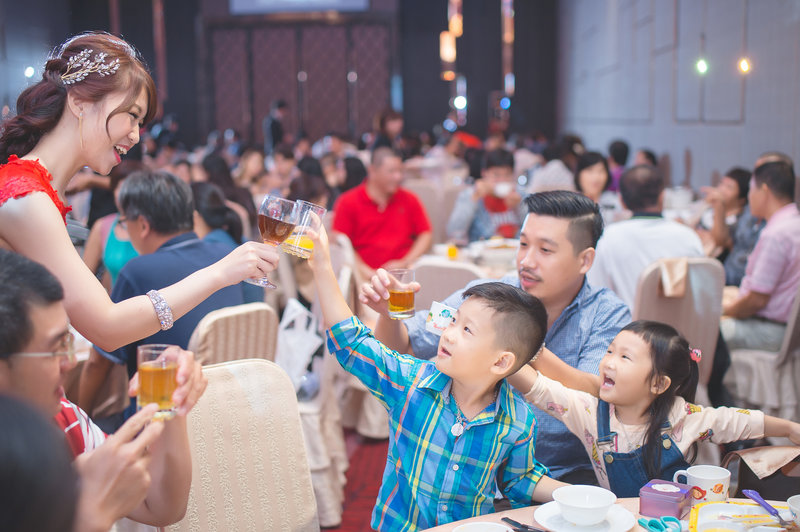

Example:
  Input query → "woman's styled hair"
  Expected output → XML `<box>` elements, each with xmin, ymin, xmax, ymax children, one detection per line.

<box><xmin>192</xmin><ymin>182</ymin><xmax>243</xmax><ymax>244</ymax></box>
<box><xmin>573</xmin><ymin>151</ymin><xmax>611</xmax><ymax>193</ymax></box>
<box><xmin>621</xmin><ymin>320</ymin><xmax>699</xmax><ymax>480</ymax></box>
<box><xmin>0</xmin><ymin>32</ymin><xmax>157</xmax><ymax>164</ymax></box>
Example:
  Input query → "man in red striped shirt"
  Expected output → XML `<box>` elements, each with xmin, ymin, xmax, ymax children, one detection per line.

<box><xmin>0</xmin><ymin>248</ymin><xmax>206</xmax><ymax>532</ymax></box>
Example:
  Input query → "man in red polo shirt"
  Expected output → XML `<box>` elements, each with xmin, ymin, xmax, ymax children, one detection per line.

<box><xmin>333</xmin><ymin>148</ymin><xmax>432</xmax><ymax>280</ymax></box>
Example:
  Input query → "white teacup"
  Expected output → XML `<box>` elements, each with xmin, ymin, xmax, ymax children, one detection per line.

<box><xmin>788</xmin><ymin>494</ymin><xmax>800</xmax><ymax>527</ymax></box>
<box><xmin>493</xmin><ymin>182</ymin><xmax>513</xmax><ymax>198</ymax></box>
<box><xmin>673</xmin><ymin>465</ymin><xmax>731</xmax><ymax>504</ymax></box>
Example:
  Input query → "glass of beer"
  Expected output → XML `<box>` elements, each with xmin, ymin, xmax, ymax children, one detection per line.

<box><xmin>280</xmin><ymin>200</ymin><xmax>327</xmax><ymax>259</ymax></box>
<box><xmin>387</xmin><ymin>268</ymin><xmax>415</xmax><ymax>319</ymax></box>
<box><xmin>137</xmin><ymin>344</ymin><xmax>179</xmax><ymax>420</ymax></box>
<box><xmin>246</xmin><ymin>194</ymin><xmax>299</xmax><ymax>289</ymax></box>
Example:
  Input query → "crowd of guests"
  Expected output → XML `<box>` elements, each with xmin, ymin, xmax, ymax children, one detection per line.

<box><xmin>1</xmin><ymin>31</ymin><xmax>799</xmax><ymax>532</ymax></box>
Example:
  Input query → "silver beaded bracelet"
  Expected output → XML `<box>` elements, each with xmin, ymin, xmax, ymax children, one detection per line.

<box><xmin>146</xmin><ymin>289</ymin><xmax>174</xmax><ymax>330</ymax></box>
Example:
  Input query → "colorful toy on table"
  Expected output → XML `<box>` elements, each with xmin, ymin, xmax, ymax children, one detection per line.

<box><xmin>638</xmin><ymin>515</ymin><xmax>682</xmax><ymax>532</ymax></box>
<box><xmin>639</xmin><ymin>480</ymin><xmax>692</xmax><ymax>518</ymax></box>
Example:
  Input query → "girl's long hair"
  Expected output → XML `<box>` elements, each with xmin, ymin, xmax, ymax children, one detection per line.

<box><xmin>0</xmin><ymin>31</ymin><xmax>157</xmax><ymax>164</ymax></box>
<box><xmin>622</xmin><ymin>320</ymin><xmax>699</xmax><ymax>479</ymax></box>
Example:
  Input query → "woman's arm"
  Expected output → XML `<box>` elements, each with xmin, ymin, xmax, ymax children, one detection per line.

<box><xmin>1</xmin><ymin>193</ymin><xmax>278</xmax><ymax>351</ymax></box>
<box><xmin>764</xmin><ymin>415</ymin><xmax>800</xmax><ymax>445</ymax></box>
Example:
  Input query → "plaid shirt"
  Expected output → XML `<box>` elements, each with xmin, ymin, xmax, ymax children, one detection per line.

<box><xmin>406</xmin><ymin>276</ymin><xmax>631</xmax><ymax>479</ymax></box>
<box><xmin>327</xmin><ymin>317</ymin><xmax>548</xmax><ymax>532</ymax></box>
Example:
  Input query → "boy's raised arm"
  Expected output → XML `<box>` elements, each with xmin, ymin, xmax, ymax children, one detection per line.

<box><xmin>307</xmin><ymin>225</ymin><xmax>353</xmax><ymax>328</ymax></box>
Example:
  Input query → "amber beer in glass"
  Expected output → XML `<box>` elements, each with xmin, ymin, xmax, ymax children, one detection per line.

<box><xmin>137</xmin><ymin>344</ymin><xmax>179</xmax><ymax>420</ymax></box>
<box><xmin>246</xmin><ymin>195</ymin><xmax>299</xmax><ymax>288</ymax></box>
<box><xmin>387</xmin><ymin>269</ymin><xmax>415</xmax><ymax>319</ymax></box>
<box><xmin>281</xmin><ymin>200</ymin><xmax>327</xmax><ymax>259</ymax></box>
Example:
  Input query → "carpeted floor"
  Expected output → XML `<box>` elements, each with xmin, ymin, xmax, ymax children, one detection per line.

<box><xmin>325</xmin><ymin>430</ymin><xmax>389</xmax><ymax>531</ymax></box>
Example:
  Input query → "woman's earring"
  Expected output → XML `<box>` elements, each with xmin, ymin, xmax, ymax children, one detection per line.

<box><xmin>78</xmin><ymin>111</ymin><xmax>84</xmax><ymax>150</ymax></box>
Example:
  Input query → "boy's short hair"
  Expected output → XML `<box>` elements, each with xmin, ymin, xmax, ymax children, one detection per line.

<box><xmin>0</xmin><ymin>250</ymin><xmax>64</xmax><ymax>358</ymax></box>
<box><xmin>483</xmin><ymin>148</ymin><xmax>515</xmax><ymax>171</ymax></box>
<box><xmin>524</xmin><ymin>190</ymin><xmax>604</xmax><ymax>251</ymax></box>
<box><xmin>462</xmin><ymin>282</ymin><xmax>547</xmax><ymax>373</ymax></box>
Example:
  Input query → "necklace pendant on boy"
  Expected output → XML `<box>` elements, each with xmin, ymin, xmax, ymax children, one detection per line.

<box><xmin>451</xmin><ymin>422</ymin><xmax>464</xmax><ymax>437</ymax></box>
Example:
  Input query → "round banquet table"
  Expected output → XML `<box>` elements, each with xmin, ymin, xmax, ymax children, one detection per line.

<box><xmin>420</xmin><ymin>498</ymin><xmax>787</xmax><ymax>532</ymax></box>
<box><xmin>421</xmin><ymin>497</ymin><xmax>643</xmax><ymax>532</ymax></box>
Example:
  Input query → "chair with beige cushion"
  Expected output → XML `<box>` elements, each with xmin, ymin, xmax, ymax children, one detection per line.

<box><xmin>166</xmin><ymin>359</ymin><xmax>319</xmax><ymax>532</ymax></box>
<box><xmin>187</xmin><ymin>302</ymin><xmax>279</xmax><ymax>365</ymax></box>
<box><xmin>412</xmin><ymin>258</ymin><xmax>485</xmax><ymax>312</ymax></box>
<box><xmin>724</xmin><ymin>282</ymin><xmax>800</xmax><ymax>424</ymax></box>
<box><xmin>633</xmin><ymin>257</ymin><xmax>725</xmax><ymax>389</ymax></box>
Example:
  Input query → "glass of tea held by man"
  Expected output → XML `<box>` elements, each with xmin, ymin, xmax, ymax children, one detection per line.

<box><xmin>137</xmin><ymin>344</ymin><xmax>180</xmax><ymax>420</ymax></box>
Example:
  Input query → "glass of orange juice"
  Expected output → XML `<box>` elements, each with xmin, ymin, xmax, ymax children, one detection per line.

<box><xmin>387</xmin><ymin>269</ymin><xmax>415</xmax><ymax>319</ymax></box>
<box><xmin>137</xmin><ymin>344</ymin><xmax>179</xmax><ymax>420</ymax></box>
<box><xmin>280</xmin><ymin>200</ymin><xmax>327</xmax><ymax>259</ymax></box>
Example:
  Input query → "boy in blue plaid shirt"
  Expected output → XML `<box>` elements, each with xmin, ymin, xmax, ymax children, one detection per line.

<box><xmin>308</xmin><ymin>225</ymin><xmax>565</xmax><ymax>531</ymax></box>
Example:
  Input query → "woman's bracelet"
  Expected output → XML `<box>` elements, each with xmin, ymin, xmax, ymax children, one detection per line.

<box><xmin>146</xmin><ymin>289</ymin><xmax>174</xmax><ymax>331</ymax></box>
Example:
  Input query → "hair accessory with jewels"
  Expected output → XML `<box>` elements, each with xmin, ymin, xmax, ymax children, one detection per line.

<box><xmin>61</xmin><ymin>49</ymin><xmax>121</xmax><ymax>85</ymax></box>
<box><xmin>690</xmin><ymin>348</ymin><xmax>702</xmax><ymax>363</ymax></box>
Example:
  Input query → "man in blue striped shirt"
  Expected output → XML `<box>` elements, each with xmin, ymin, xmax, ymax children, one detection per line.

<box><xmin>309</xmin><ymin>227</ymin><xmax>565</xmax><ymax>531</ymax></box>
<box><xmin>362</xmin><ymin>191</ymin><xmax>631</xmax><ymax>483</ymax></box>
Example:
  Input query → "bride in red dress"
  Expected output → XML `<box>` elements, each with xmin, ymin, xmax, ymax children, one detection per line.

<box><xmin>0</xmin><ymin>32</ymin><xmax>278</xmax><ymax>352</ymax></box>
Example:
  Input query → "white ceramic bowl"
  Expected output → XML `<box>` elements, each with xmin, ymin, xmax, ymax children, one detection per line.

<box><xmin>788</xmin><ymin>494</ymin><xmax>800</xmax><ymax>527</ymax></box>
<box><xmin>552</xmin><ymin>485</ymin><xmax>617</xmax><ymax>526</ymax></box>
<box><xmin>452</xmin><ymin>522</ymin><xmax>511</xmax><ymax>532</ymax></box>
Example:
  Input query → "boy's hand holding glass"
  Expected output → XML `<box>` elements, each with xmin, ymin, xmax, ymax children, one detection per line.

<box><xmin>359</xmin><ymin>268</ymin><xmax>421</xmax><ymax>319</ymax></box>
<box><xmin>280</xmin><ymin>200</ymin><xmax>327</xmax><ymax>259</ymax></box>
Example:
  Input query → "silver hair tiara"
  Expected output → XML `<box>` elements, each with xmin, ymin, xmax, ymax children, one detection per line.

<box><xmin>61</xmin><ymin>49</ymin><xmax>120</xmax><ymax>85</ymax></box>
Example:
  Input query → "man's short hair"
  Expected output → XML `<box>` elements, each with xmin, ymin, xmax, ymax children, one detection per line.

<box><xmin>118</xmin><ymin>170</ymin><xmax>194</xmax><ymax>234</ymax></box>
<box><xmin>639</xmin><ymin>149</ymin><xmax>657</xmax><ymax>166</ymax></box>
<box><xmin>753</xmin><ymin>160</ymin><xmax>795</xmax><ymax>201</ymax></box>
<box><xmin>0</xmin><ymin>250</ymin><xmax>64</xmax><ymax>358</ymax></box>
<box><xmin>462</xmin><ymin>282</ymin><xmax>547</xmax><ymax>373</ymax></box>
<box><xmin>483</xmin><ymin>148</ymin><xmax>514</xmax><ymax>171</ymax></box>
<box><xmin>609</xmin><ymin>140</ymin><xmax>630</xmax><ymax>166</ymax></box>
<box><xmin>619</xmin><ymin>164</ymin><xmax>664</xmax><ymax>212</ymax></box>
<box><xmin>524</xmin><ymin>190</ymin><xmax>604</xmax><ymax>251</ymax></box>
<box><xmin>371</xmin><ymin>146</ymin><xmax>401</xmax><ymax>167</ymax></box>
<box><xmin>273</xmin><ymin>143</ymin><xmax>295</xmax><ymax>160</ymax></box>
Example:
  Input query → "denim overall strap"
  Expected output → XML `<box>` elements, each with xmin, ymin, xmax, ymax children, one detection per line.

<box><xmin>596</xmin><ymin>400</ymin><xmax>690</xmax><ymax>497</ymax></box>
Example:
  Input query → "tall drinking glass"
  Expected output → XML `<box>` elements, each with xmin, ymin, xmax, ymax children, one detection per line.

<box><xmin>280</xmin><ymin>200</ymin><xmax>327</xmax><ymax>259</ymax></box>
<box><xmin>246</xmin><ymin>195</ymin><xmax>298</xmax><ymax>289</ymax></box>
<box><xmin>137</xmin><ymin>344</ymin><xmax>179</xmax><ymax>420</ymax></box>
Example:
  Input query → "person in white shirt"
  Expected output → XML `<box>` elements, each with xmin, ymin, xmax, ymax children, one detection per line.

<box><xmin>587</xmin><ymin>164</ymin><xmax>704</xmax><ymax>308</ymax></box>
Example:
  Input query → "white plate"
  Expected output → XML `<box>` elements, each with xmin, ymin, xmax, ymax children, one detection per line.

<box><xmin>534</xmin><ymin>502</ymin><xmax>636</xmax><ymax>532</ymax></box>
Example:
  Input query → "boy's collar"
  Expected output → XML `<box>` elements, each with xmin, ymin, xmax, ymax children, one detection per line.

<box><xmin>419</xmin><ymin>369</ymin><xmax>514</xmax><ymax>417</ymax></box>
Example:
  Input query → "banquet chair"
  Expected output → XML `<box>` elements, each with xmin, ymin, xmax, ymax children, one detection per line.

<box><xmin>403</xmin><ymin>179</ymin><xmax>446</xmax><ymax>244</ymax></box>
<box><xmin>412</xmin><ymin>259</ymin><xmax>485</xmax><ymax>311</ymax></box>
<box><xmin>165</xmin><ymin>359</ymin><xmax>319</xmax><ymax>532</ymax></box>
<box><xmin>724</xmin><ymin>282</ymin><xmax>800</xmax><ymax>424</ymax></box>
<box><xmin>633</xmin><ymin>257</ymin><xmax>725</xmax><ymax>389</ymax></box>
<box><xmin>187</xmin><ymin>302</ymin><xmax>279</xmax><ymax>365</ymax></box>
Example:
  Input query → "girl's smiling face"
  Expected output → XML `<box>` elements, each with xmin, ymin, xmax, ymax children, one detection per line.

<box><xmin>598</xmin><ymin>331</ymin><xmax>666</xmax><ymax>419</ymax></box>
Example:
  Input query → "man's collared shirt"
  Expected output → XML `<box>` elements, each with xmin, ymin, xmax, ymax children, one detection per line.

<box><xmin>328</xmin><ymin>317</ymin><xmax>547</xmax><ymax>532</ymax></box>
<box><xmin>405</xmin><ymin>275</ymin><xmax>631</xmax><ymax>479</ymax></box>
<box><xmin>740</xmin><ymin>202</ymin><xmax>800</xmax><ymax>322</ymax></box>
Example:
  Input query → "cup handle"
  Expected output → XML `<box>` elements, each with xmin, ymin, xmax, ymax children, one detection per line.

<box><xmin>673</xmin><ymin>470</ymin><xmax>688</xmax><ymax>483</ymax></box>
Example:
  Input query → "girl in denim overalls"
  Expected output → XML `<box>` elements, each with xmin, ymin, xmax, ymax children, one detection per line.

<box><xmin>509</xmin><ymin>320</ymin><xmax>800</xmax><ymax>497</ymax></box>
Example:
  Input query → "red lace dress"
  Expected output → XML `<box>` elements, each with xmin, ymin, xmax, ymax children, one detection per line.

<box><xmin>0</xmin><ymin>155</ymin><xmax>71</xmax><ymax>223</ymax></box>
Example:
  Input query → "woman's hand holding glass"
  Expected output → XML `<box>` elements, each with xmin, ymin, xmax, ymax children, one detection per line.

<box><xmin>246</xmin><ymin>195</ymin><xmax>299</xmax><ymax>288</ymax></box>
